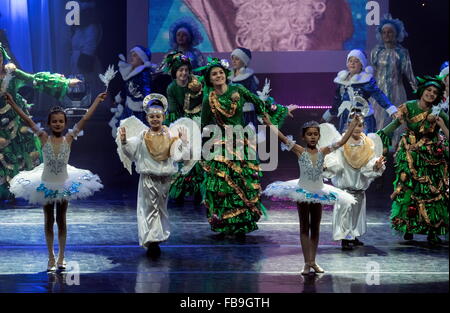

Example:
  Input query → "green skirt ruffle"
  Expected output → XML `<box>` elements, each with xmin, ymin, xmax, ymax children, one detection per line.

<box><xmin>390</xmin><ymin>135</ymin><xmax>448</xmax><ymax>235</ymax></box>
<box><xmin>201</xmin><ymin>144</ymin><xmax>266</xmax><ymax>234</ymax></box>
<box><xmin>169</xmin><ymin>162</ymin><xmax>204</xmax><ymax>199</ymax></box>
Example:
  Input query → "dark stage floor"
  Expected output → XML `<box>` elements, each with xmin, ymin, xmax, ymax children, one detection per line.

<box><xmin>0</xmin><ymin>194</ymin><xmax>448</xmax><ymax>294</ymax></box>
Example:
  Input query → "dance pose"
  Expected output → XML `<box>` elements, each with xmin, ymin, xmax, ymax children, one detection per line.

<box><xmin>377</xmin><ymin>76</ymin><xmax>448</xmax><ymax>244</ymax></box>
<box><xmin>0</xmin><ymin>42</ymin><xmax>80</xmax><ymax>200</ymax></box>
<box><xmin>323</xmin><ymin>111</ymin><xmax>386</xmax><ymax>250</ymax></box>
<box><xmin>263</xmin><ymin>117</ymin><xmax>359</xmax><ymax>274</ymax></box>
<box><xmin>161</xmin><ymin>52</ymin><xmax>204</xmax><ymax>205</ymax></box>
<box><xmin>109</xmin><ymin>45</ymin><xmax>153</xmax><ymax>137</ymax></box>
<box><xmin>6</xmin><ymin>92</ymin><xmax>105</xmax><ymax>271</ymax></box>
<box><xmin>200</xmin><ymin>58</ymin><xmax>294</xmax><ymax>238</ymax></box>
<box><xmin>322</xmin><ymin>49</ymin><xmax>398</xmax><ymax>133</ymax></box>
<box><xmin>370</xmin><ymin>15</ymin><xmax>417</xmax><ymax>130</ymax></box>
<box><xmin>117</xmin><ymin>94</ymin><xmax>195</xmax><ymax>257</ymax></box>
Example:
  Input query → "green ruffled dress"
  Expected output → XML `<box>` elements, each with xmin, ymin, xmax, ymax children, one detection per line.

<box><xmin>201</xmin><ymin>84</ymin><xmax>288</xmax><ymax>234</ymax></box>
<box><xmin>377</xmin><ymin>100</ymin><xmax>449</xmax><ymax>236</ymax></box>
<box><xmin>0</xmin><ymin>69</ymin><xmax>69</xmax><ymax>199</ymax></box>
<box><xmin>164</xmin><ymin>80</ymin><xmax>204</xmax><ymax>200</ymax></box>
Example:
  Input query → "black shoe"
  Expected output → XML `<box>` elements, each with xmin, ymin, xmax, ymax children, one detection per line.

<box><xmin>146</xmin><ymin>242</ymin><xmax>161</xmax><ymax>258</ymax></box>
<box><xmin>403</xmin><ymin>233</ymin><xmax>414</xmax><ymax>241</ymax></box>
<box><xmin>352</xmin><ymin>238</ymin><xmax>364</xmax><ymax>246</ymax></box>
<box><xmin>341</xmin><ymin>240</ymin><xmax>353</xmax><ymax>250</ymax></box>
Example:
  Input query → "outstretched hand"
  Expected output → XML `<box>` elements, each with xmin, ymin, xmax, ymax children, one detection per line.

<box><xmin>119</xmin><ymin>127</ymin><xmax>127</xmax><ymax>143</ymax></box>
<box><xmin>287</xmin><ymin>104</ymin><xmax>300</xmax><ymax>118</ymax></box>
<box><xmin>95</xmin><ymin>92</ymin><xmax>108</xmax><ymax>103</ymax></box>
<box><xmin>374</xmin><ymin>156</ymin><xmax>386</xmax><ymax>171</ymax></box>
<box><xmin>178</xmin><ymin>127</ymin><xmax>188</xmax><ymax>144</ymax></box>
<box><xmin>69</xmin><ymin>78</ymin><xmax>82</xmax><ymax>87</ymax></box>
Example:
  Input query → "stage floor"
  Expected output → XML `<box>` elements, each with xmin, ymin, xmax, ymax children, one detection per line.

<box><xmin>0</xmin><ymin>198</ymin><xmax>448</xmax><ymax>293</ymax></box>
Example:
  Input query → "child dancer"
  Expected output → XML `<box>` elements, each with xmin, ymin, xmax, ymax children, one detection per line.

<box><xmin>323</xmin><ymin>111</ymin><xmax>386</xmax><ymax>250</ymax></box>
<box><xmin>118</xmin><ymin>94</ymin><xmax>190</xmax><ymax>257</ymax></box>
<box><xmin>322</xmin><ymin>49</ymin><xmax>398</xmax><ymax>133</ymax></box>
<box><xmin>263</xmin><ymin>116</ymin><xmax>359</xmax><ymax>275</ymax></box>
<box><xmin>6</xmin><ymin>92</ymin><xmax>105</xmax><ymax>272</ymax></box>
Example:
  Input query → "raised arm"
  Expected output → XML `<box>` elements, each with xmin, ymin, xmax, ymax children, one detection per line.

<box><xmin>69</xmin><ymin>92</ymin><xmax>107</xmax><ymax>140</ymax></box>
<box><xmin>4</xmin><ymin>93</ymin><xmax>46</xmax><ymax>138</ymax></box>
<box><xmin>436</xmin><ymin>116</ymin><xmax>449</xmax><ymax>140</ymax></box>
<box><xmin>262</xmin><ymin>113</ymin><xmax>304</xmax><ymax>157</ymax></box>
<box><xmin>321</xmin><ymin>114</ymin><xmax>361</xmax><ymax>155</ymax></box>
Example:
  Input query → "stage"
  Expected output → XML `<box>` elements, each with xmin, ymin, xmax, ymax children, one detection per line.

<box><xmin>0</xmin><ymin>193</ymin><xmax>448</xmax><ymax>293</ymax></box>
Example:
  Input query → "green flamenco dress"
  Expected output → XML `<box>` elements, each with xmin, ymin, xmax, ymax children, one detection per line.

<box><xmin>201</xmin><ymin>84</ymin><xmax>288</xmax><ymax>234</ymax></box>
<box><xmin>0</xmin><ymin>69</ymin><xmax>69</xmax><ymax>199</ymax></box>
<box><xmin>377</xmin><ymin>100</ymin><xmax>449</xmax><ymax>236</ymax></box>
<box><xmin>165</xmin><ymin>79</ymin><xmax>205</xmax><ymax>200</ymax></box>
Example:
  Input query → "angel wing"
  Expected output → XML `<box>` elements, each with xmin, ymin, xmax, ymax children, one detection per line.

<box><xmin>169</xmin><ymin>117</ymin><xmax>202</xmax><ymax>175</ymax></box>
<box><xmin>367</xmin><ymin>133</ymin><xmax>383</xmax><ymax>158</ymax></box>
<box><xmin>115</xmin><ymin>116</ymin><xmax>148</xmax><ymax>174</ymax></box>
<box><xmin>317</xmin><ymin>123</ymin><xmax>342</xmax><ymax>149</ymax></box>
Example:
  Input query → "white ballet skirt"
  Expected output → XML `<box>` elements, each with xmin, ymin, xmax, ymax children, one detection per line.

<box><xmin>9</xmin><ymin>136</ymin><xmax>103</xmax><ymax>205</ymax></box>
<box><xmin>263</xmin><ymin>151</ymin><xmax>356</xmax><ymax>207</ymax></box>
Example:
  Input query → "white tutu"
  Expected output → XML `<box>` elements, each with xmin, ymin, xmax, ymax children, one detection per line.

<box><xmin>263</xmin><ymin>179</ymin><xmax>356</xmax><ymax>207</ymax></box>
<box><xmin>10</xmin><ymin>163</ymin><xmax>103</xmax><ymax>205</ymax></box>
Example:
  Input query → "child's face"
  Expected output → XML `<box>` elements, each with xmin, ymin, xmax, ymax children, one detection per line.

<box><xmin>303</xmin><ymin>127</ymin><xmax>320</xmax><ymax>147</ymax></box>
<box><xmin>350</xmin><ymin>121</ymin><xmax>364</xmax><ymax>138</ymax></box>
<box><xmin>130</xmin><ymin>51</ymin><xmax>144</xmax><ymax>68</ymax></box>
<box><xmin>210</xmin><ymin>67</ymin><xmax>226</xmax><ymax>87</ymax></box>
<box><xmin>176</xmin><ymin>30</ymin><xmax>190</xmax><ymax>46</ymax></box>
<box><xmin>381</xmin><ymin>25</ymin><xmax>397</xmax><ymax>44</ymax></box>
<box><xmin>347</xmin><ymin>57</ymin><xmax>362</xmax><ymax>75</ymax></box>
<box><xmin>421</xmin><ymin>86</ymin><xmax>439</xmax><ymax>104</ymax></box>
<box><xmin>146</xmin><ymin>112</ymin><xmax>164</xmax><ymax>129</ymax></box>
<box><xmin>176</xmin><ymin>65</ymin><xmax>190</xmax><ymax>82</ymax></box>
<box><xmin>49</xmin><ymin>113</ymin><xmax>66</xmax><ymax>134</ymax></box>
<box><xmin>231</xmin><ymin>55</ymin><xmax>245</xmax><ymax>70</ymax></box>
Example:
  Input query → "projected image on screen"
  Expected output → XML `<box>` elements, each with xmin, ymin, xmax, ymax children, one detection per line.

<box><xmin>149</xmin><ymin>0</ymin><xmax>367</xmax><ymax>53</ymax></box>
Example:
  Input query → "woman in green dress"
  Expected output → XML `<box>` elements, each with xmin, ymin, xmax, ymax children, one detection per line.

<box><xmin>161</xmin><ymin>52</ymin><xmax>204</xmax><ymax>205</ymax></box>
<box><xmin>377</xmin><ymin>76</ymin><xmax>448</xmax><ymax>244</ymax></box>
<box><xmin>0</xmin><ymin>43</ymin><xmax>79</xmax><ymax>200</ymax></box>
<box><xmin>200</xmin><ymin>58</ymin><xmax>292</xmax><ymax>238</ymax></box>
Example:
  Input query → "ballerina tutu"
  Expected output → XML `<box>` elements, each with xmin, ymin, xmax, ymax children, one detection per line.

<box><xmin>10</xmin><ymin>163</ymin><xmax>103</xmax><ymax>205</ymax></box>
<box><xmin>263</xmin><ymin>179</ymin><xmax>356</xmax><ymax>207</ymax></box>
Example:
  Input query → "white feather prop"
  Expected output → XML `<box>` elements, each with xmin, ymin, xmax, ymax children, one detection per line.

<box><xmin>99</xmin><ymin>65</ymin><xmax>118</xmax><ymax>92</ymax></box>
<box><xmin>257</xmin><ymin>78</ymin><xmax>272</xmax><ymax>101</ymax></box>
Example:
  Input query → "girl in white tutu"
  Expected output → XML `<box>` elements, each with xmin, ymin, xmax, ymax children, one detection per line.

<box><xmin>5</xmin><ymin>92</ymin><xmax>106</xmax><ymax>272</ymax></box>
<box><xmin>262</xmin><ymin>115</ymin><xmax>360</xmax><ymax>275</ymax></box>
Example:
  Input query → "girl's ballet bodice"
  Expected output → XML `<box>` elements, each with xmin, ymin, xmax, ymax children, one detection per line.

<box><xmin>298</xmin><ymin>151</ymin><xmax>324</xmax><ymax>190</ymax></box>
<box><xmin>41</xmin><ymin>137</ymin><xmax>70</xmax><ymax>183</ymax></box>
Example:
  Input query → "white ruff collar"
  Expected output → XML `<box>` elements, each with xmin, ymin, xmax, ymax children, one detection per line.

<box><xmin>230</xmin><ymin>67</ymin><xmax>255</xmax><ymax>82</ymax></box>
<box><xmin>334</xmin><ymin>68</ymin><xmax>373</xmax><ymax>86</ymax></box>
<box><xmin>118</xmin><ymin>60</ymin><xmax>151</xmax><ymax>81</ymax></box>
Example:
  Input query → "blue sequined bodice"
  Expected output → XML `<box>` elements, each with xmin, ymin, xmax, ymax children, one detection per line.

<box><xmin>298</xmin><ymin>151</ymin><xmax>324</xmax><ymax>189</ymax></box>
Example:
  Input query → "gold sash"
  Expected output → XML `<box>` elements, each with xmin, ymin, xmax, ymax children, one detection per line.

<box><xmin>144</xmin><ymin>127</ymin><xmax>178</xmax><ymax>162</ymax></box>
<box><xmin>343</xmin><ymin>134</ymin><xmax>375</xmax><ymax>169</ymax></box>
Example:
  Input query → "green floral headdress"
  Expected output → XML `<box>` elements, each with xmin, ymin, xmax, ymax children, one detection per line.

<box><xmin>195</xmin><ymin>57</ymin><xmax>230</xmax><ymax>87</ymax></box>
<box><xmin>161</xmin><ymin>51</ymin><xmax>192</xmax><ymax>78</ymax></box>
<box><xmin>415</xmin><ymin>75</ymin><xmax>445</xmax><ymax>104</ymax></box>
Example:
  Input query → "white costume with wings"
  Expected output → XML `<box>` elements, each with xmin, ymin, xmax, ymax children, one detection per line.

<box><xmin>320</xmin><ymin>124</ymin><xmax>385</xmax><ymax>241</ymax></box>
<box><xmin>117</xmin><ymin>116</ymin><xmax>200</xmax><ymax>247</ymax></box>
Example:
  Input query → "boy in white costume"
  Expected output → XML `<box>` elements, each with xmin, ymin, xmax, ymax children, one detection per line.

<box><xmin>118</xmin><ymin>93</ymin><xmax>193</xmax><ymax>257</ymax></box>
<box><xmin>323</xmin><ymin>110</ymin><xmax>386</xmax><ymax>250</ymax></box>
